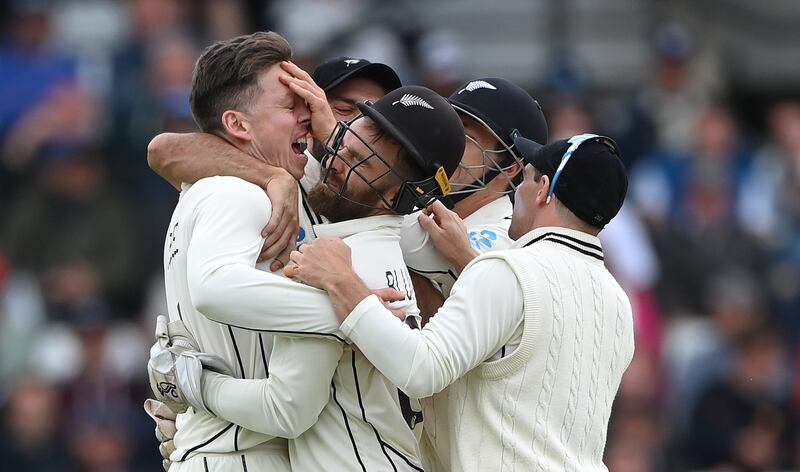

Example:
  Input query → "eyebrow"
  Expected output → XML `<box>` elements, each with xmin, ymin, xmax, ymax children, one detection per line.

<box><xmin>331</xmin><ymin>97</ymin><xmax>360</xmax><ymax>107</ymax></box>
<box><xmin>340</xmin><ymin>144</ymin><xmax>367</xmax><ymax>163</ymax></box>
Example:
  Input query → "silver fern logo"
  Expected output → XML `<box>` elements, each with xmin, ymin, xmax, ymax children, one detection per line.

<box><xmin>458</xmin><ymin>80</ymin><xmax>497</xmax><ymax>94</ymax></box>
<box><xmin>392</xmin><ymin>94</ymin><xmax>434</xmax><ymax>109</ymax></box>
<box><xmin>344</xmin><ymin>59</ymin><xmax>360</xmax><ymax>67</ymax></box>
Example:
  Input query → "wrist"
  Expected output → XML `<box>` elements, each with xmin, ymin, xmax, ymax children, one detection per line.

<box><xmin>325</xmin><ymin>273</ymin><xmax>372</xmax><ymax>321</ymax></box>
<box><xmin>451</xmin><ymin>247</ymin><xmax>479</xmax><ymax>275</ymax></box>
<box><xmin>262</xmin><ymin>167</ymin><xmax>293</xmax><ymax>189</ymax></box>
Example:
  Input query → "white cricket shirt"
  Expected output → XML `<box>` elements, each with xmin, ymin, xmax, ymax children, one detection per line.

<box><xmin>400</xmin><ymin>196</ymin><xmax>514</xmax><ymax>297</ymax></box>
<box><xmin>164</xmin><ymin>176</ymin><xmax>341</xmax><ymax>464</ymax></box>
<box><xmin>201</xmin><ymin>215</ymin><xmax>426</xmax><ymax>471</ymax></box>
<box><xmin>339</xmin><ymin>227</ymin><xmax>635</xmax><ymax>471</ymax></box>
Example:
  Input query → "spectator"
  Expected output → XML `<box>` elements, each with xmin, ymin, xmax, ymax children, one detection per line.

<box><xmin>683</xmin><ymin>327</ymin><xmax>794</xmax><ymax>470</ymax></box>
<box><xmin>1</xmin><ymin>145</ymin><xmax>143</xmax><ymax>316</ymax></box>
<box><xmin>0</xmin><ymin>378</ymin><xmax>71</xmax><ymax>471</ymax></box>
<box><xmin>631</xmin><ymin>104</ymin><xmax>765</xmax><ymax>315</ymax></box>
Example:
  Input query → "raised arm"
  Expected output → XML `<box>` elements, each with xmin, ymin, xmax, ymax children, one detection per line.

<box><xmin>148</xmin><ymin>132</ymin><xmax>299</xmax><ymax>270</ymax></box>
<box><xmin>147</xmin><ymin>132</ymin><xmax>284</xmax><ymax>190</ymax></box>
<box><xmin>202</xmin><ymin>335</ymin><xmax>342</xmax><ymax>438</ymax></box>
<box><xmin>184</xmin><ymin>177</ymin><xmax>342</xmax><ymax>338</ymax></box>
<box><xmin>287</xmin><ymin>240</ymin><xmax>523</xmax><ymax>398</ymax></box>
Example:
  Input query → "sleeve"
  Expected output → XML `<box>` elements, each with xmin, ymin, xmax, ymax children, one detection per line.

<box><xmin>339</xmin><ymin>258</ymin><xmax>524</xmax><ymax>397</ymax></box>
<box><xmin>399</xmin><ymin>212</ymin><xmax>451</xmax><ymax>276</ymax></box>
<box><xmin>201</xmin><ymin>335</ymin><xmax>342</xmax><ymax>438</ymax></box>
<box><xmin>184</xmin><ymin>178</ymin><xmax>342</xmax><ymax>337</ymax></box>
<box><xmin>400</xmin><ymin>214</ymin><xmax>514</xmax><ymax>276</ymax></box>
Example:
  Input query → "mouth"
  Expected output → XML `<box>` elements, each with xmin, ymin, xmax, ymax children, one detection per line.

<box><xmin>291</xmin><ymin>136</ymin><xmax>308</xmax><ymax>155</ymax></box>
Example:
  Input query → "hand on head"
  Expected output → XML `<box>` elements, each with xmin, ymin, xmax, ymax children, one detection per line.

<box><xmin>279</xmin><ymin>62</ymin><xmax>337</xmax><ymax>144</ymax></box>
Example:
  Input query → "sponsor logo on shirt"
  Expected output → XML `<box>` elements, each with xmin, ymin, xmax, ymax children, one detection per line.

<box><xmin>469</xmin><ymin>229</ymin><xmax>497</xmax><ymax>250</ymax></box>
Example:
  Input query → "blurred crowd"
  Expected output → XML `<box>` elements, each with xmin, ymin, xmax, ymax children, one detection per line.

<box><xmin>0</xmin><ymin>1</ymin><xmax>798</xmax><ymax>471</ymax></box>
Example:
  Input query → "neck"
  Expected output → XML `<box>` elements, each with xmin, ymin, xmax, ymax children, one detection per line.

<box><xmin>452</xmin><ymin>188</ymin><xmax>506</xmax><ymax>219</ymax></box>
<box><xmin>531</xmin><ymin>207</ymin><xmax>601</xmax><ymax>237</ymax></box>
<box><xmin>219</xmin><ymin>132</ymin><xmax>268</xmax><ymax>163</ymax></box>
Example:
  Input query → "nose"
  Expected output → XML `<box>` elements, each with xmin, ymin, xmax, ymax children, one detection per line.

<box><xmin>328</xmin><ymin>154</ymin><xmax>348</xmax><ymax>176</ymax></box>
<box><xmin>297</xmin><ymin>101</ymin><xmax>311</xmax><ymax>129</ymax></box>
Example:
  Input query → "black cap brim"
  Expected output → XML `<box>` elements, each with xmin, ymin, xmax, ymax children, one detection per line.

<box><xmin>513</xmin><ymin>135</ymin><xmax>544</xmax><ymax>166</ymax></box>
<box><xmin>321</xmin><ymin>63</ymin><xmax>401</xmax><ymax>94</ymax></box>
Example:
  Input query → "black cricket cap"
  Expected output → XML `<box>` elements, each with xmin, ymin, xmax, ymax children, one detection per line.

<box><xmin>448</xmin><ymin>77</ymin><xmax>548</xmax><ymax>149</ymax></box>
<box><xmin>514</xmin><ymin>135</ymin><xmax>628</xmax><ymax>228</ymax></box>
<box><xmin>312</xmin><ymin>57</ymin><xmax>402</xmax><ymax>94</ymax></box>
<box><xmin>357</xmin><ymin>85</ymin><xmax>465</xmax><ymax>179</ymax></box>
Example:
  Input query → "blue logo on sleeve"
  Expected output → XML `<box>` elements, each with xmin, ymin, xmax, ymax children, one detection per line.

<box><xmin>297</xmin><ymin>227</ymin><xmax>306</xmax><ymax>242</ymax></box>
<box><xmin>469</xmin><ymin>229</ymin><xmax>497</xmax><ymax>250</ymax></box>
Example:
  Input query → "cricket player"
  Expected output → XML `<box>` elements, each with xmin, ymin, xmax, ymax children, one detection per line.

<box><xmin>153</xmin><ymin>31</ymin><xmax>357</xmax><ymax>471</ymax></box>
<box><xmin>149</xmin><ymin>76</ymin><xmax>549</xmax><ymax>318</ymax></box>
<box><xmin>147</xmin><ymin>56</ymin><xmax>401</xmax><ymax>269</ymax></box>
<box><xmin>152</xmin><ymin>86</ymin><xmax>465</xmax><ymax>471</ymax></box>
<box><xmin>401</xmin><ymin>78</ymin><xmax>549</xmax><ymax>311</ymax></box>
<box><xmin>286</xmin><ymin>134</ymin><xmax>635</xmax><ymax>471</ymax></box>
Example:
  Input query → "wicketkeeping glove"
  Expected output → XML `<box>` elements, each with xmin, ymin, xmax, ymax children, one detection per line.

<box><xmin>147</xmin><ymin>315</ymin><xmax>236</xmax><ymax>415</ymax></box>
<box><xmin>147</xmin><ymin>315</ymin><xmax>199</xmax><ymax>414</ymax></box>
<box><xmin>143</xmin><ymin>398</ymin><xmax>177</xmax><ymax>471</ymax></box>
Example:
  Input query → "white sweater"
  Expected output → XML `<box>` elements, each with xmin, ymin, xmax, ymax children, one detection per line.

<box><xmin>340</xmin><ymin>227</ymin><xmax>635</xmax><ymax>471</ymax></box>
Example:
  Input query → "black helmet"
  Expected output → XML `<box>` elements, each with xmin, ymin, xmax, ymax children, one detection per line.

<box><xmin>321</xmin><ymin>85</ymin><xmax>465</xmax><ymax>214</ymax></box>
<box><xmin>446</xmin><ymin>78</ymin><xmax>548</xmax><ymax>199</ymax></box>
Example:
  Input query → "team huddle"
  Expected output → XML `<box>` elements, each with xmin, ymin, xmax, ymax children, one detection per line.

<box><xmin>144</xmin><ymin>31</ymin><xmax>635</xmax><ymax>472</ymax></box>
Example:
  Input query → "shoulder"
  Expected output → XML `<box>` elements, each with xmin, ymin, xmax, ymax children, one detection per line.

<box><xmin>186</xmin><ymin>176</ymin><xmax>272</xmax><ymax>221</ymax></box>
<box><xmin>459</xmin><ymin>254</ymin><xmax>518</xmax><ymax>285</ymax></box>
<box><xmin>189</xmin><ymin>176</ymin><xmax>269</xmax><ymax>202</ymax></box>
<box><xmin>450</xmin><ymin>255</ymin><xmax>522</xmax><ymax>307</ymax></box>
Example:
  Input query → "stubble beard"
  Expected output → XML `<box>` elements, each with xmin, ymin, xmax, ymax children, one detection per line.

<box><xmin>306</xmin><ymin>181</ymin><xmax>380</xmax><ymax>223</ymax></box>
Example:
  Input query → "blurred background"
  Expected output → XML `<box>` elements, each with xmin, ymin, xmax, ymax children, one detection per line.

<box><xmin>1</xmin><ymin>0</ymin><xmax>799</xmax><ymax>470</ymax></box>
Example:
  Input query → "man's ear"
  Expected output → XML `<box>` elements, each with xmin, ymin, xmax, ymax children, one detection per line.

<box><xmin>535</xmin><ymin>174</ymin><xmax>550</xmax><ymax>205</ymax></box>
<box><xmin>221</xmin><ymin>110</ymin><xmax>251</xmax><ymax>142</ymax></box>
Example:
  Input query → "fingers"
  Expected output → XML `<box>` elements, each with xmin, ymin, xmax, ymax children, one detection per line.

<box><xmin>372</xmin><ymin>287</ymin><xmax>406</xmax><ymax>303</ymax></box>
<box><xmin>144</xmin><ymin>399</ymin><xmax>177</xmax><ymax>421</ymax></box>
<box><xmin>159</xmin><ymin>439</ymin><xmax>176</xmax><ymax>460</ymax></box>
<box><xmin>417</xmin><ymin>212</ymin><xmax>441</xmax><ymax>235</ymax></box>
<box><xmin>281</xmin><ymin>75</ymin><xmax>325</xmax><ymax>107</ymax></box>
<box><xmin>427</xmin><ymin>199</ymin><xmax>450</xmax><ymax>218</ymax></box>
<box><xmin>270</xmin><ymin>243</ymin><xmax>293</xmax><ymax>272</ymax></box>
<box><xmin>283</xmin><ymin>264</ymin><xmax>299</xmax><ymax>278</ymax></box>
<box><xmin>280</xmin><ymin>61</ymin><xmax>315</xmax><ymax>83</ymax></box>
<box><xmin>260</xmin><ymin>224</ymin><xmax>296</xmax><ymax>262</ymax></box>
<box><xmin>390</xmin><ymin>308</ymin><xmax>407</xmax><ymax>321</ymax></box>
<box><xmin>261</xmin><ymin>220</ymin><xmax>285</xmax><ymax>252</ymax></box>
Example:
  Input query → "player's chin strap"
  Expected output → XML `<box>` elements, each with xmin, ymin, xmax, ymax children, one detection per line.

<box><xmin>393</xmin><ymin>165</ymin><xmax>451</xmax><ymax>213</ymax></box>
<box><xmin>546</xmin><ymin>133</ymin><xmax>600</xmax><ymax>204</ymax></box>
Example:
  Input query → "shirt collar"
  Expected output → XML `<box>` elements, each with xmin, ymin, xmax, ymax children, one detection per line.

<box><xmin>463</xmin><ymin>196</ymin><xmax>513</xmax><ymax>225</ymax></box>
<box><xmin>313</xmin><ymin>214</ymin><xmax>404</xmax><ymax>239</ymax></box>
<box><xmin>512</xmin><ymin>226</ymin><xmax>604</xmax><ymax>261</ymax></box>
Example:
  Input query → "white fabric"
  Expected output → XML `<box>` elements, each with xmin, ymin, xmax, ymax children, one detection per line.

<box><xmin>164</xmin><ymin>176</ymin><xmax>332</xmax><ymax>463</ymax></box>
<box><xmin>340</xmin><ymin>226</ymin><xmax>635</xmax><ymax>471</ymax></box>
<box><xmin>401</xmin><ymin>196</ymin><xmax>514</xmax><ymax>297</ymax></box>
<box><xmin>202</xmin><ymin>215</ymin><xmax>426</xmax><ymax>471</ymax></box>
<box><xmin>168</xmin><ymin>442</ymin><xmax>291</xmax><ymax>472</ymax></box>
